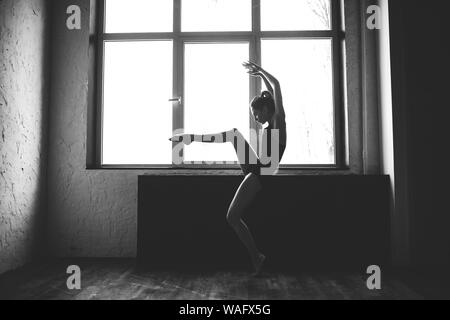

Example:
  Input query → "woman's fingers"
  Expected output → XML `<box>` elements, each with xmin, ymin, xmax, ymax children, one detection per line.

<box><xmin>242</xmin><ymin>61</ymin><xmax>256</xmax><ymax>69</ymax></box>
<box><xmin>243</xmin><ymin>61</ymin><xmax>262</xmax><ymax>75</ymax></box>
<box><xmin>243</xmin><ymin>65</ymin><xmax>257</xmax><ymax>72</ymax></box>
<box><xmin>249</xmin><ymin>62</ymin><xmax>261</xmax><ymax>70</ymax></box>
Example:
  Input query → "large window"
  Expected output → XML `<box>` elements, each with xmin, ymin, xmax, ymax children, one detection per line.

<box><xmin>95</xmin><ymin>0</ymin><xmax>345</xmax><ymax>167</ymax></box>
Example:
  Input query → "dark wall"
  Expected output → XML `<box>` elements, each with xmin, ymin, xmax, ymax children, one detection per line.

<box><xmin>389</xmin><ymin>0</ymin><xmax>448</xmax><ymax>269</ymax></box>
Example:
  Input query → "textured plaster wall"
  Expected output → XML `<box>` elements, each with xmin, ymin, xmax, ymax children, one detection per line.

<box><xmin>0</xmin><ymin>0</ymin><xmax>49</xmax><ymax>274</ymax></box>
<box><xmin>48</xmin><ymin>0</ymin><xmax>138</xmax><ymax>257</ymax></box>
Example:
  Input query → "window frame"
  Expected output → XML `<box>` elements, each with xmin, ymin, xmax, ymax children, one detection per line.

<box><xmin>88</xmin><ymin>0</ymin><xmax>347</xmax><ymax>170</ymax></box>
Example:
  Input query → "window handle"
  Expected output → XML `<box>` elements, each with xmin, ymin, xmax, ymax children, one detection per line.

<box><xmin>169</xmin><ymin>97</ymin><xmax>182</xmax><ymax>103</ymax></box>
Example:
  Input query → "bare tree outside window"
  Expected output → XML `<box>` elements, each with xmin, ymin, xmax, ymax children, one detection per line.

<box><xmin>307</xmin><ymin>0</ymin><xmax>331</xmax><ymax>29</ymax></box>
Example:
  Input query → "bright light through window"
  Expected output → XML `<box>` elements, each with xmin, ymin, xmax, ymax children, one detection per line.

<box><xmin>261</xmin><ymin>0</ymin><xmax>331</xmax><ymax>31</ymax></box>
<box><xmin>182</xmin><ymin>0</ymin><xmax>252</xmax><ymax>32</ymax></box>
<box><xmin>102</xmin><ymin>41</ymin><xmax>173</xmax><ymax>165</ymax></box>
<box><xmin>105</xmin><ymin>0</ymin><xmax>173</xmax><ymax>33</ymax></box>
<box><xmin>262</xmin><ymin>39</ymin><xmax>335</xmax><ymax>164</ymax></box>
<box><xmin>184</xmin><ymin>43</ymin><xmax>250</xmax><ymax>163</ymax></box>
<box><xmin>98</xmin><ymin>0</ymin><xmax>343</xmax><ymax>167</ymax></box>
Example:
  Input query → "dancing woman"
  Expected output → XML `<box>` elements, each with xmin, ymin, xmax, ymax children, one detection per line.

<box><xmin>170</xmin><ymin>62</ymin><xmax>287</xmax><ymax>274</ymax></box>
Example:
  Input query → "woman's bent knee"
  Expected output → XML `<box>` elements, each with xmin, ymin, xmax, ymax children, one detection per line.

<box><xmin>226</xmin><ymin>210</ymin><xmax>239</xmax><ymax>227</ymax></box>
<box><xmin>244</xmin><ymin>173</ymin><xmax>263</xmax><ymax>192</ymax></box>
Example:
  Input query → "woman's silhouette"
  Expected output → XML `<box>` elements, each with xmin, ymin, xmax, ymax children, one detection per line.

<box><xmin>170</xmin><ymin>61</ymin><xmax>287</xmax><ymax>274</ymax></box>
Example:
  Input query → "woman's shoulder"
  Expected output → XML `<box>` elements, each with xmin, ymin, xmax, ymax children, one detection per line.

<box><xmin>268</xmin><ymin>115</ymin><xmax>287</xmax><ymax>145</ymax></box>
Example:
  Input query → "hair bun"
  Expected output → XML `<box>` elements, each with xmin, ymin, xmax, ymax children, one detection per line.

<box><xmin>261</xmin><ymin>91</ymin><xmax>272</xmax><ymax>99</ymax></box>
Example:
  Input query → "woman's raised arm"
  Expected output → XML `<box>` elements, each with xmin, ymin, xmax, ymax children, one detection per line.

<box><xmin>243</xmin><ymin>61</ymin><xmax>285</xmax><ymax>119</ymax></box>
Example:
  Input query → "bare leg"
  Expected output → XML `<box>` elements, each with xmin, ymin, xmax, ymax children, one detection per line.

<box><xmin>173</xmin><ymin>128</ymin><xmax>260</xmax><ymax>173</ymax></box>
<box><xmin>226</xmin><ymin>173</ymin><xmax>265</xmax><ymax>273</ymax></box>
<box><xmin>198</xmin><ymin>129</ymin><xmax>260</xmax><ymax>175</ymax></box>
<box><xmin>173</xmin><ymin>130</ymin><xmax>265</xmax><ymax>272</ymax></box>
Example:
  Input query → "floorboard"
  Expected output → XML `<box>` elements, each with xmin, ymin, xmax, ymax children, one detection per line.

<box><xmin>0</xmin><ymin>259</ymin><xmax>443</xmax><ymax>300</ymax></box>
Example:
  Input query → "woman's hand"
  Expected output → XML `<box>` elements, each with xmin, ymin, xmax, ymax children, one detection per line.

<box><xmin>169</xmin><ymin>134</ymin><xmax>193</xmax><ymax>145</ymax></box>
<box><xmin>242</xmin><ymin>61</ymin><xmax>263</xmax><ymax>77</ymax></box>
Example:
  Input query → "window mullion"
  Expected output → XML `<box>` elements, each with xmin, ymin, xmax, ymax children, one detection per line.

<box><xmin>172</xmin><ymin>0</ymin><xmax>184</xmax><ymax>165</ymax></box>
<box><xmin>252</xmin><ymin>0</ymin><xmax>261</xmax><ymax>155</ymax></box>
<box><xmin>174</xmin><ymin>0</ymin><xmax>181</xmax><ymax>34</ymax></box>
<box><xmin>331</xmin><ymin>0</ymin><xmax>345</xmax><ymax>168</ymax></box>
<box><xmin>252</xmin><ymin>0</ymin><xmax>261</xmax><ymax>34</ymax></box>
<box><xmin>97</xmin><ymin>0</ymin><xmax>106</xmax><ymax>166</ymax></box>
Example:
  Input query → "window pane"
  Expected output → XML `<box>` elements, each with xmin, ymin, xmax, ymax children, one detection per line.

<box><xmin>261</xmin><ymin>0</ymin><xmax>331</xmax><ymax>31</ymax></box>
<box><xmin>182</xmin><ymin>0</ymin><xmax>251</xmax><ymax>32</ymax></box>
<box><xmin>102</xmin><ymin>41</ymin><xmax>173</xmax><ymax>164</ymax></box>
<box><xmin>261</xmin><ymin>39</ymin><xmax>335</xmax><ymax>164</ymax></box>
<box><xmin>184</xmin><ymin>43</ymin><xmax>249</xmax><ymax>163</ymax></box>
<box><xmin>105</xmin><ymin>0</ymin><xmax>173</xmax><ymax>33</ymax></box>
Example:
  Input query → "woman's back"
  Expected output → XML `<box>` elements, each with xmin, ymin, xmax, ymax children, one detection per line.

<box><xmin>260</xmin><ymin>121</ymin><xmax>286</xmax><ymax>175</ymax></box>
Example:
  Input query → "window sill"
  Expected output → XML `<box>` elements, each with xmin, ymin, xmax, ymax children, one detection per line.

<box><xmin>86</xmin><ymin>165</ymin><xmax>356</xmax><ymax>176</ymax></box>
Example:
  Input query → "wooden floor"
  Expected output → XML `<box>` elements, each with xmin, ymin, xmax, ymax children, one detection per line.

<box><xmin>0</xmin><ymin>259</ymin><xmax>442</xmax><ymax>300</ymax></box>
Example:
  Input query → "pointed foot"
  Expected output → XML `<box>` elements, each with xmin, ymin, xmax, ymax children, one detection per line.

<box><xmin>251</xmin><ymin>253</ymin><xmax>266</xmax><ymax>277</ymax></box>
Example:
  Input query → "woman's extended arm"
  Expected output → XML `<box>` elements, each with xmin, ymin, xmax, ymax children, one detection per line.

<box><xmin>260</xmin><ymin>75</ymin><xmax>274</xmax><ymax>97</ymax></box>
